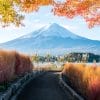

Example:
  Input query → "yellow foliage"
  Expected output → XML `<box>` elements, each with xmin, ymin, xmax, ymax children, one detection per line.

<box><xmin>0</xmin><ymin>0</ymin><xmax>99</xmax><ymax>27</ymax></box>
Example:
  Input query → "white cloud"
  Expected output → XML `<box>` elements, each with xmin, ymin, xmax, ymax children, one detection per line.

<box><xmin>33</xmin><ymin>19</ymin><xmax>40</xmax><ymax>23</ymax></box>
<box><xmin>32</xmin><ymin>23</ymin><xmax>46</xmax><ymax>29</ymax></box>
<box><xmin>45</xmin><ymin>12</ymin><xmax>52</xmax><ymax>17</ymax></box>
<box><xmin>62</xmin><ymin>25</ymin><xmax>78</xmax><ymax>30</ymax></box>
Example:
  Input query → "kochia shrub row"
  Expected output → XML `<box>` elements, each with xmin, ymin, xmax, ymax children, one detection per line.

<box><xmin>0</xmin><ymin>50</ymin><xmax>33</xmax><ymax>83</ymax></box>
<box><xmin>62</xmin><ymin>63</ymin><xmax>100</xmax><ymax>100</ymax></box>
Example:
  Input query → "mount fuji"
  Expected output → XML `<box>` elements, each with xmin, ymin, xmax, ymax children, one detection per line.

<box><xmin>0</xmin><ymin>23</ymin><xmax>100</xmax><ymax>55</ymax></box>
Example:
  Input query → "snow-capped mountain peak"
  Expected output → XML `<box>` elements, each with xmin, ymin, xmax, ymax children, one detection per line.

<box><xmin>0</xmin><ymin>23</ymin><xmax>100</xmax><ymax>55</ymax></box>
<box><xmin>27</xmin><ymin>23</ymin><xmax>80</xmax><ymax>39</ymax></box>
<box><xmin>20</xmin><ymin>23</ymin><xmax>79</xmax><ymax>39</ymax></box>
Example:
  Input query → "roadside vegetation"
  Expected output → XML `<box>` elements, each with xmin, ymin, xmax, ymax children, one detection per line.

<box><xmin>62</xmin><ymin>63</ymin><xmax>100</xmax><ymax>100</ymax></box>
<box><xmin>0</xmin><ymin>50</ymin><xmax>33</xmax><ymax>91</ymax></box>
<box><xmin>0</xmin><ymin>49</ymin><xmax>100</xmax><ymax>100</ymax></box>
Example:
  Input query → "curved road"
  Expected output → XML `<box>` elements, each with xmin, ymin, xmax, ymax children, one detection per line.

<box><xmin>16</xmin><ymin>72</ymin><xmax>74</xmax><ymax>100</ymax></box>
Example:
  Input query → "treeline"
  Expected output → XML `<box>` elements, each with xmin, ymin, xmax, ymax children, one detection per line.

<box><xmin>64</xmin><ymin>53</ymin><xmax>100</xmax><ymax>62</ymax></box>
<box><xmin>31</xmin><ymin>52</ymin><xmax>100</xmax><ymax>63</ymax></box>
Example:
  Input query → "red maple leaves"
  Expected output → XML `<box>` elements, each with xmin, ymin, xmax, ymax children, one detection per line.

<box><xmin>53</xmin><ymin>0</ymin><xmax>100</xmax><ymax>28</ymax></box>
<box><xmin>0</xmin><ymin>0</ymin><xmax>99</xmax><ymax>28</ymax></box>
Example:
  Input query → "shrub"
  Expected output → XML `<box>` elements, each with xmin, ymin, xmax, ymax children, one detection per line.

<box><xmin>0</xmin><ymin>50</ymin><xmax>33</xmax><ymax>83</ymax></box>
<box><xmin>15</xmin><ymin>52</ymin><xmax>33</xmax><ymax>75</ymax></box>
<box><xmin>63</xmin><ymin>63</ymin><xmax>100</xmax><ymax>100</ymax></box>
<box><xmin>0</xmin><ymin>50</ymin><xmax>16</xmax><ymax>83</ymax></box>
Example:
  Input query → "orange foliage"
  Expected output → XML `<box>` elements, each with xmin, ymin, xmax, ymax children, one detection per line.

<box><xmin>0</xmin><ymin>50</ymin><xmax>33</xmax><ymax>83</ymax></box>
<box><xmin>15</xmin><ymin>52</ymin><xmax>33</xmax><ymax>75</ymax></box>
<box><xmin>53</xmin><ymin>0</ymin><xmax>100</xmax><ymax>28</ymax></box>
<box><xmin>0</xmin><ymin>0</ymin><xmax>99</xmax><ymax>28</ymax></box>
<box><xmin>0</xmin><ymin>50</ymin><xmax>16</xmax><ymax>82</ymax></box>
<box><xmin>63</xmin><ymin>63</ymin><xmax>100</xmax><ymax>100</ymax></box>
<box><xmin>20</xmin><ymin>0</ymin><xmax>53</xmax><ymax>12</ymax></box>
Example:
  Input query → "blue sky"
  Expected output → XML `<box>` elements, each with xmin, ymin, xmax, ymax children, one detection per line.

<box><xmin>0</xmin><ymin>5</ymin><xmax>100</xmax><ymax>43</ymax></box>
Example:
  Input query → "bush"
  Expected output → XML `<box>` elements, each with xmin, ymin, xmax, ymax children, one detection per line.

<box><xmin>63</xmin><ymin>63</ymin><xmax>100</xmax><ymax>100</ymax></box>
<box><xmin>15</xmin><ymin>52</ymin><xmax>33</xmax><ymax>75</ymax></box>
<box><xmin>0</xmin><ymin>50</ymin><xmax>33</xmax><ymax>83</ymax></box>
<box><xmin>0</xmin><ymin>50</ymin><xmax>16</xmax><ymax>83</ymax></box>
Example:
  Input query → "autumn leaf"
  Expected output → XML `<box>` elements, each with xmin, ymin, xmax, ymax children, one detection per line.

<box><xmin>0</xmin><ymin>0</ymin><xmax>99</xmax><ymax>28</ymax></box>
<box><xmin>53</xmin><ymin>0</ymin><xmax>100</xmax><ymax>28</ymax></box>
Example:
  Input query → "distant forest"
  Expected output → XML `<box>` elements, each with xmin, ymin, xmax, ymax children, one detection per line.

<box><xmin>31</xmin><ymin>52</ymin><xmax>100</xmax><ymax>63</ymax></box>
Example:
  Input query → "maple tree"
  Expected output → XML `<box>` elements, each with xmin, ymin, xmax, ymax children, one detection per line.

<box><xmin>53</xmin><ymin>0</ymin><xmax>100</xmax><ymax>28</ymax></box>
<box><xmin>0</xmin><ymin>0</ymin><xmax>99</xmax><ymax>28</ymax></box>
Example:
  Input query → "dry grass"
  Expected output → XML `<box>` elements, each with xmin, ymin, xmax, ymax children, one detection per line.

<box><xmin>15</xmin><ymin>52</ymin><xmax>33</xmax><ymax>75</ymax></box>
<box><xmin>0</xmin><ymin>50</ymin><xmax>33</xmax><ymax>83</ymax></box>
<box><xmin>63</xmin><ymin>63</ymin><xmax>100</xmax><ymax>100</ymax></box>
<box><xmin>0</xmin><ymin>50</ymin><xmax>15</xmax><ymax>82</ymax></box>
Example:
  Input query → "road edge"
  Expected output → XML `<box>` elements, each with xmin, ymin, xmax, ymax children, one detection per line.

<box><xmin>0</xmin><ymin>71</ymin><xmax>46</xmax><ymax>100</ymax></box>
<box><xmin>59</xmin><ymin>73</ymin><xmax>84</xmax><ymax>100</ymax></box>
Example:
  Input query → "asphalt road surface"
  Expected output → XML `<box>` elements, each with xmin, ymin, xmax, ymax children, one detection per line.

<box><xmin>16</xmin><ymin>72</ymin><xmax>74</xmax><ymax>100</ymax></box>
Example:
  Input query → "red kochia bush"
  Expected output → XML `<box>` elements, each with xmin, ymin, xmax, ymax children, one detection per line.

<box><xmin>63</xmin><ymin>63</ymin><xmax>100</xmax><ymax>100</ymax></box>
<box><xmin>0</xmin><ymin>50</ymin><xmax>16</xmax><ymax>83</ymax></box>
<box><xmin>0</xmin><ymin>50</ymin><xmax>33</xmax><ymax>83</ymax></box>
<box><xmin>15</xmin><ymin>52</ymin><xmax>33</xmax><ymax>75</ymax></box>
<box><xmin>88</xmin><ymin>76</ymin><xmax>100</xmax><ymax>100</ymax></box>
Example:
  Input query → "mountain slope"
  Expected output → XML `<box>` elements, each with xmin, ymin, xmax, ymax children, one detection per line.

<box><xmin>0</xmin><ymin>23</ymin><xmax>100</xmax><ymax>55</ymax></box>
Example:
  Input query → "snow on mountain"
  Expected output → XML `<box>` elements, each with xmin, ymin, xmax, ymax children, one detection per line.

<box><xmin>20</xmin><ymin>23</ymin><xmax>80</xmax><ymax>39</ymax></box>
<box><xmin>0</xmin><ymin>23</ymin><xmax>100</xmax><ymax>55</ymax></box>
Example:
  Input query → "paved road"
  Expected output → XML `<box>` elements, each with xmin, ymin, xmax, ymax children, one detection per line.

<box><xmin>16</xmin><ymin>72</ymin><xmax>74</xmax><ymax>100</ymax></box>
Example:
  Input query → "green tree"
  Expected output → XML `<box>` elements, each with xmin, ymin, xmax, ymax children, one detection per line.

<box><xmin>31</xmin><ymin>54</ymin><xmax>39</xmax><ymax>63</ymax></box>
<box><xmin>45</xmin><ymin>54</ymin><xmax>51</xmax><ymax>62</ymax></box>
